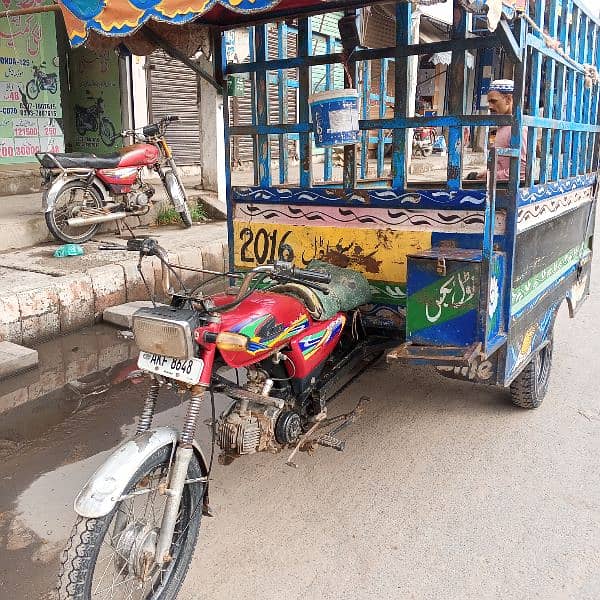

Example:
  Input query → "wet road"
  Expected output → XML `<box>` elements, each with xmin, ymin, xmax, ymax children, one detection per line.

<box><xmin>1</xmin><ymin>271</ymin><xmax>600</xmax><ymax>599</ymax></box>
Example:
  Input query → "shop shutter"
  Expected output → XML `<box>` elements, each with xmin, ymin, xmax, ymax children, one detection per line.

<box><xmin>311</xmin><ymin>13</ymin><xmax>344</xmax><ymax>94</ymax></box>
<box><xmin>231</xmin><ymin>26</ymin><xmax>298</xmax><ymax>164</ymax></box>
<box><xmin>148</xmin><ymin>50</ymin><xmax>201</xmax><ymax>165</ymax></box>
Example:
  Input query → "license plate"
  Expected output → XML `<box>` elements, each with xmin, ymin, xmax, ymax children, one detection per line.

<box><xmin>138</xmin><ymin>352</ymin><xmax>204</xmax><ymax>385</ymax></box>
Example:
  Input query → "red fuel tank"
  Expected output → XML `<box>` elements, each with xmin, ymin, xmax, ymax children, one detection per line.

<box><xmin>210</xmin><ymin>291</ymin><xmax>312</xmax><ymax>368</ymax></box>
<box><xmin>117</xmin><ymin>143</ymin><xmax>160</xmax><ymax>167</ymax></box>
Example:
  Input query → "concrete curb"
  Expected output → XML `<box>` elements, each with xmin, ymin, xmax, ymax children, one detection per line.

<box><xmin>0</xmin><ymin>227</ymin><xmax>228</xmax><ymax>346</ymax></box>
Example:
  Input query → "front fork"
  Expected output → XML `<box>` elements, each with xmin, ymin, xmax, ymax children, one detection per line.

<box><xmin>136</xmin><ymin>380</ymin><xmax>207</xmax><ymax>564</ymax></box>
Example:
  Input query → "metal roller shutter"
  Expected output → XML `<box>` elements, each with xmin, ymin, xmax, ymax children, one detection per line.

<box><xmin>230</xmin><ymin>26</ymin><xmax>298</xmax><ymax>164</ymax></box>
<box><xmin>148</xmin><ymin>50</ymin><xmax>201</xmax><ymax>165</ymax></box>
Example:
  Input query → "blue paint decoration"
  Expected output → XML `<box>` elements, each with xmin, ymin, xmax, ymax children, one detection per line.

<box><xmin>233</xmin><ymin>187</ymin><xmax>489</xmax><ymax>210</ymax></box>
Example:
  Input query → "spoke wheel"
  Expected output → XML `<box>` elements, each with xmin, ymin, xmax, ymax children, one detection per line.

<box><xmin>100</xmin><ymin>118</ymin><xmax>117</xmax><ymax>147</ymax></box>
<box><xmin>26</xmin><ymin>79</ymin><xmax>39</xmax><ymax>100</ymax></box>
<box><xmin>58</xmin><ymin>445</ymin><xmax>204</xmax><ymax>600</ymax></box>
<box><xmin>45</xmin><ymin>182</ymin><xmax>102</xmax><ymax>244</ymax></box>
<box><xmin>164</xmin><ymin>171</ymin><xmax>192</xmax><ymax>228</ymax></box>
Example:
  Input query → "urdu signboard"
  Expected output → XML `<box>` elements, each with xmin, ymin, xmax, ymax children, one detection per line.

<box><xmin>0</xmin><ymin>0</ymin><xmax>64</xmax><ymax>164</ymax></box>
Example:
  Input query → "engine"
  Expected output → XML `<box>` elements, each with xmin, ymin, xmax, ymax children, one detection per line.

<box><xmin>129</xmin><ymin>183</ymin><xmax>155</xmax><ymax>208</ymax></box>
<box><xmin>217</xmin><ymin>402</ymin><xmax>282</xmax><ymax>455</ymax></box>
<box><xmin>216</xmin><ymin>368</ymin><xmax>302</xmax><ymax>456</ymax></box>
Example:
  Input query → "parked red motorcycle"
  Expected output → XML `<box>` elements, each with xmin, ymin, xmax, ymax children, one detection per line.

<box><xmin>412</xmin><ymin>124</ymin><xmax>437</xmax><ymax>157</ymax></box>
<box><xmin>36</xmin><ymin>115</ymin><xmax>192</xmax><ymax>244</ymax></box>
<box><xmin>58</xmin><ymin>237</ymin><xmax>389</xmax><ymax>600</ymax></box>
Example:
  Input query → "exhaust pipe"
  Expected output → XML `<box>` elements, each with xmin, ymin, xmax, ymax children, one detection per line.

<box><xmin>67</xmin><ymin>212</ymin><xmax>129</xmax><ymax>227</ymax></box>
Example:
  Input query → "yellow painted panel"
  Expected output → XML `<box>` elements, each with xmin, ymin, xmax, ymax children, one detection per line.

<box><xmin>233</xmin><ymin>221</ymin><xmax>431</xmax><ymax>283</ymax></box>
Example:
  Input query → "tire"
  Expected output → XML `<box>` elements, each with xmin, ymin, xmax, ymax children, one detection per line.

<box><xmin>164</xmin><ymin>171</ymin><xmax>193</xmax><ymax>228</ymax></box>
<box><xmin>48</xmin><ymin>79</ymin><xmax>57</xmax><ymax>94</ymax></box>
<box><xmin>100</xmin><ymin>118</ymin><xmax>117</xmax><ymax>146</ymax></box>
<box><xmin>75</xmin><ymin>111</ymin><xmax>87</xmax><ymax>136</ymax></box>
<box><xmin>509</xmin><ymin>337</ymin><xmax>553</xmax><ymax>409</ymax></box>
<box><xmin>26</xmin><ymin>79</ymin><xmax>39</xmax><ymax>100</ymax></box>
<box><xmin>421</xmin><ymin>146</ymin><xmax>433</xmax><ymax>157</ymax></box>
<box><xmin>58</xmin><ymin>445</ymin><xmax>204</xmax><ymax>600</ymax></box>
<box><xmin>45</xmin><ymin>181</ymin><xmax>102</xmax><ymax>244</ymax></box>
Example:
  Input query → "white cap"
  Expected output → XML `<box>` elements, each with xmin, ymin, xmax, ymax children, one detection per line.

<box><xmin>488</xmin><ymin>79</ymin><xmax>514</xmax><ymax>94</ymax></box>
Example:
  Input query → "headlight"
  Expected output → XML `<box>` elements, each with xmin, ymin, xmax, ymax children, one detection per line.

<box><xmin>132</xmin><ymin>307</ymin><xmax>198</xmax><ymax>359</ymax></box>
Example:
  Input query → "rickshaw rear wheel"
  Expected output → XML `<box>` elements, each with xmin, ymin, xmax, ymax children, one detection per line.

<box><xmin>509</xmin><ymin>337</ymin><xmax>553</xmax><ymax>409</ymax></box>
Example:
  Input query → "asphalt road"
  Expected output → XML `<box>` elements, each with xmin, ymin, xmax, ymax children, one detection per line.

<box><xmin>1</xmin><ymin>254</ymin><xmax>599</xmax><ymax>600</ymax></box>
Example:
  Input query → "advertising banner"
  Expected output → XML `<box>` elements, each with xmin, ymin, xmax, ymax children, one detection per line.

<box><xmin>0</xmin><ymin>0</ymin><xmax>64</xmax><ymax>164</ymax></box>
<box><xmin>68</xmin><ymin>47</ymin><xmax>122</xmax><ymax>154</ymax></box>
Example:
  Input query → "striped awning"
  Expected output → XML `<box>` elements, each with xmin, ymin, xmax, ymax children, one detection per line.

<box><xmin>57</xmin><ymin>0</ymin><xmax>528</xmax><ymax>49</ymax></box>
<box><xmin>57</xmin><ymin>0</ymin><xmax>315</xmax><ymax>48</ymax></box>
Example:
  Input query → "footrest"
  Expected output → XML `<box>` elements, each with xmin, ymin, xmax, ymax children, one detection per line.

<box><xmin>317</xmin><ymin>434</ymin><xmax>346</xmax><ymax>451</ymax></box>
<box><xmin>387</xmin><ymin>341</ymin><xmax>482</xmax><ymax>366</ymax></box>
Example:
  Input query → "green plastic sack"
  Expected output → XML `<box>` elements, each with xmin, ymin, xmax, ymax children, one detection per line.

<box><xmin>53</xmin><ymin>244</ymin><xmax>84</xmax><ymax>258</ymax></box>
<box><xmin>306</xmin><ymin>260</ymin><xmax>372</xmax><ymax>320</ymax></box>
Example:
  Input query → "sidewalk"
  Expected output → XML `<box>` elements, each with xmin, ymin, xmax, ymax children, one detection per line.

<box><xmin>0</xmin><ymin>176</ymin><xmax>226</xmax><ymax>253</ymax></box>
<box><xmin>0</xmin><ymin>222</ymin><xmax>228</xmax><ymax>347</ymax></box>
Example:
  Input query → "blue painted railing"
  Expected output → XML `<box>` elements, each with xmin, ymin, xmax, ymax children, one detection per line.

<box><xmin>223</xmin><ymin>1</ymin><xmax>600</xmax><ymax>191</ymax></box>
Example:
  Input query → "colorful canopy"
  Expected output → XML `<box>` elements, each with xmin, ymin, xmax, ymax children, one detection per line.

<box><xmin>58</xmin><ymin>0</ymin><xmax>319</xmax><ymax>48</ymax></box>
<box><xmin>57</xmin><ymin>0</ymin><xmax>528</xmax><ymax>50</ymax></box>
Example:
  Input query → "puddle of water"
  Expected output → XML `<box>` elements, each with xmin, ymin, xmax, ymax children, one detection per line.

<box><xmin>0</xmin><ymin>324</ymin><xmax>139</xmax><ymax>444</ymax></box>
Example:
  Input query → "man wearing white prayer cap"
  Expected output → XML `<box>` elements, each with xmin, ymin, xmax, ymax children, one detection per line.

<box><xmin>470</xmin><ymin>79</ymin><xmax>528</xmax><ymax>181</ymax></box>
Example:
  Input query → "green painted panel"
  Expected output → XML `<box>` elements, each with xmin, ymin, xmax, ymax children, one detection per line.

<box><xmin>407</xmin><ymin>267</ymin><xmax>479</xmax><ymax>334</ymax></box>
<box><xmin>68</xmin><ymin>47</ymin><xmax>122</xmax><ymax>153</ymax></box>
<box><xmin>511</xmin><ymin>243</ymin><xmax>585</xmax><ymax>315</ymax></box>
<box><xmin>369</xmin><ymin>281</ymin><xmax>407</xmax><ymax>305</ymax></box>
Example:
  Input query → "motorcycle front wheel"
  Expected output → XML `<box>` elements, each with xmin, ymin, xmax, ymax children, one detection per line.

<box><xmin>45</xmin><ymin>181</ymin><xmax>102</xmax><ymax>244</ymax></box>
<box><xmin>100</xmin><ymin>117</ymin><xmax>117</xmax><ymax>146</ymax></box>
<box><xmin>57</xmin><ymin>445</ymin><xmax>204</xmax><ymax>600</ymax></box>
<box><xmin>164</xmin><ymin>171</ymin><xmax>193</xmax><ymax>228</ymax></box>
<box><xmin>26</xmin><ymin>79</ymin><xmax>39</xmax><ymax>100</ymax></box>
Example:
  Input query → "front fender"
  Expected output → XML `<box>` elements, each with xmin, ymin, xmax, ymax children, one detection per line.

<box><xmin>74</xmin><ymin>427</ymin><xmax>209</xmax><ymax>518</ymax></box>
<box><xmin>43</xmin><ymin>175</ymin><xmax>109</xmax><ymax>212</ymax></box>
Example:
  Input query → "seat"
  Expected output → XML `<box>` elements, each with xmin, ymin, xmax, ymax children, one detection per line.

<box><xmin>272</xmin><ymin>260</ymin><xmax>372</xmax><ymax>321</ymax></box>
<box><xmin>39</xmin><ymin>151</ymin><xmax>122</xmax><ymax>169</ymax></box>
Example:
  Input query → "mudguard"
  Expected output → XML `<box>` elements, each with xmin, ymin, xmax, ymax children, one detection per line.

<box><xmin>74</xmin><ymin>427</ymin><xmax>209</xmax><ymax>519</ymax></box>
<box><xmin>43</xmin><ymin>174</ymin><xmax>109</xmax><ymax>213</ymax></box>
<box><xmin>163</xmin><ymin>170</ymin><xmax>187</xmax><ymax>211</ymax></box>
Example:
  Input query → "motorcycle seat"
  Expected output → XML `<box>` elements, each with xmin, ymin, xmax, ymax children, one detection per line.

<box><xmin>272</xmin><ymin>261</ymin><xmax>372</xmax><ymax>321</ymax></box>
<box><xmin>39</xmin><ymin>152</ymin><xmax>122</xmax><ymax>170</ymax></box>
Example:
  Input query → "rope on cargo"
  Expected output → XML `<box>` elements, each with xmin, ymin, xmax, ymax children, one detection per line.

<box><xmin>518</xmin><ymin>11</ymin><xmax>599</xmax><ymax>88</ymax></box>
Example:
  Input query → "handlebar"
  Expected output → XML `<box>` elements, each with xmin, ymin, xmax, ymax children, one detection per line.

<box><xmin>287</xmin><ymin>266</ymin><xmax>331</xmax><ymax>284</ymax></box>
<box><xmin>98</xmin><ymin>238</ymin><xmax>330</xmax><ymax>300</ymax></box>
<box><xmin>121</xmin><ymin>115</ymin><xmax>180</xmax><ymax>139</ymax></box>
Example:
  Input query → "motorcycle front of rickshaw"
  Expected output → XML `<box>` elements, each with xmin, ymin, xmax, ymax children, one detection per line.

<box><xmin>52</xmin><ymin>0</ymin><xmax>600</xmax><ymax>597</ymax></box>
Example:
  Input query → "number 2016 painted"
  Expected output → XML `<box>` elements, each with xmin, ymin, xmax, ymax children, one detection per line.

<box><xmin>239</xmin><ymin>227</ymin><xmax>291</xmax><ymax>264</ymax></box>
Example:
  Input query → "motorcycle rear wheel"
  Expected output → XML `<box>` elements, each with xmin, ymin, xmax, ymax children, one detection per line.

<box><xmin>45</xmin><ymin>181</ymin><xmax>102</xmax><ymax>244</ymax></box>
<box><xmin>57</xmin><ymin>445</ymin><xmax>204</xmax><ymax>600</ymax></box>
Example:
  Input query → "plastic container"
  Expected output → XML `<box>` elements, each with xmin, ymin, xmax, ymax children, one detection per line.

<box><xmin>308</xmin><ymin>89</ymin><xmax>360</xmax><ymax>147</ymax></box>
